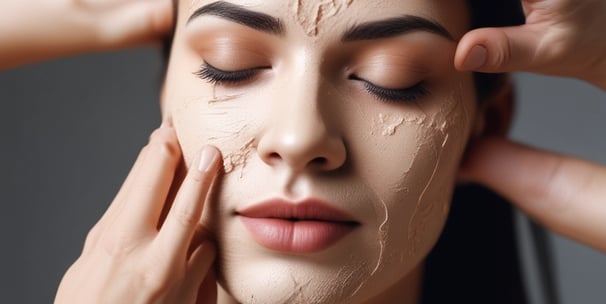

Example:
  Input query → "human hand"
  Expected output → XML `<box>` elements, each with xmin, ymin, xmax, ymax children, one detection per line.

<box><xmin>455</xmin><ymin>0</ymin><xmax>606</xmax><ymax>89</ymax></box>
<box><xmin>0</xmin><ymin>0</ymin><xmax>173</xmax><ymax>69</ymax></box>
<box><xmin>55</xmin><ymin>126</ymin><xmax>221</xmax><ymax>303</ymax></box>
<box><xmin>459</xmin><ymin>138</ymin><xmax>606</xmax><ymax>253</ymax></box>
<box><xmin>456</xmin><ymin>0</ymin><xmax>606</xmax><ymax>253</ymax></box>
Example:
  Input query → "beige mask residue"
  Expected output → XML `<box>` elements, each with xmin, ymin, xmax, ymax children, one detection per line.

<box><xmin>291</xmin><ymin>0</ymin><xmax>354</xmax><ymax>37</ymax></box>
<box><xmin>406</xmin><ymin>132</ymin><xmax>449</xmax><ymax>255</ymax></box>
<box><xmin>209</xmin><ymin>84</ymin><xmax>243</xmax><ymax>104</ymax></box>
<box><xmin>222</xmin><ymin>137</ymin><xmax>256</xmax><ymax>177</ymax></box>
<box><xmin>406</xmin><ymin>83</ymin><xmax>467</xmax><ymax>255</ymax></box>
<box><xmin>372</xmin><ymin>113</ymin><xmax>427</xmax><ymax>136</ymax></box>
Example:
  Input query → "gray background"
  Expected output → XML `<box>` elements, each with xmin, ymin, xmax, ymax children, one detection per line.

<box><xmin>1</xmin><ymin>48</ymin><xmax>605</xmax><ymax>303</ymax></box>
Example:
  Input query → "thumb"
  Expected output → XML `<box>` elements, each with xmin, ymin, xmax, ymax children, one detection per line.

<box><xmin>455</xmin><ymin>25</ymin><xmax>544</xmax><ymax>73</ymax></box>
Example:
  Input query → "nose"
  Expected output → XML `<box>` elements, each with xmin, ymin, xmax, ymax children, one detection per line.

<box><xmin>256</xmin><ymin>83</ymin><xmax>346</xmax><ymax>173</ymax></box>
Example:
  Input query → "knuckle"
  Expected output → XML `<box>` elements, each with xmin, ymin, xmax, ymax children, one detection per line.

<box><xmin>173</xmin><ymin>206</ymin><xmax>198</xmax><ymax>229</ymax></box>
<box><xmin>83</xmin><ymin>223</ymin><xmax>102</xmax><ymax>250</ymax></box>
<box><xmin>136</xmin><ymin>255</ymin><xmax>179</xmax><ymax>297</ymax></box>
<box><xmin>492</xmin><ymin>31</ymin><xmax>512</xmax><ymax>69</ymax></box>
<box><xmin>189</xmin><ymin>166</ymin><xmax>214</xmax><ymax>183</ymax></box>
<box><xmin>136</xmin><ymin>267</ymin><xmax>170</xmax><ymax>297</ymax></box>
<box><xmin>99</xmin><ymin>234</ymin><xmax>140</xmax><ymax>258</ymax></box>
<box><xmin>147</xmin><ymin>129</ymin><xmax>180</xmax><ymax>160</ymax></box>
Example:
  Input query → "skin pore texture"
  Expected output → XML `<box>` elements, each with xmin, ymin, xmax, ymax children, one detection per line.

<box><xmin>163</xmin><ymin>0</ymin><xmax>478</xmax><ymax>303</ymax></box>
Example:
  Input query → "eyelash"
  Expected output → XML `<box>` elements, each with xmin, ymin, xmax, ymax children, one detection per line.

<box><xmin>195</xmin><ymin>62</ymin><xmax>429</xmax><ymax>102</ymax></box>
<box><xmin>349</xmin><ymin>75</ymin><xmax>429</xmax><ymax>103</ymax></box>
<box><xmin>195</xmin><ymin>62</ymin><xmax>261</xmax><ymax>85</ymax></box>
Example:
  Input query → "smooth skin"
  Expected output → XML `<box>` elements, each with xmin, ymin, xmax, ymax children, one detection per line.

<box><xmin>1</xmin><ymin>0</ymin><xmax>604</xmax><ymax>302</ymax></box>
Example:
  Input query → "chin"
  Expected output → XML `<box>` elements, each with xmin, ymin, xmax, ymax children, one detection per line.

<box><xmin>211</xmin><ymin>202</ymin><xmax>446</xmax><ymax>304</ymax></box>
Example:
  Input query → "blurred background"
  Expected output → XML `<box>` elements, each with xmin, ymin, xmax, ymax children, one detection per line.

<box><xmin>1</xmin><ymin>48</ymin><xmax>605</xmax><ymax>303</ymax></box>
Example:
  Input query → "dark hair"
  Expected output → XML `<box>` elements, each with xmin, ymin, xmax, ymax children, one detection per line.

<box><xmin>420</xmin><ymin>2</ymin><xmax>536</xmax><ymax>304</ymax></box>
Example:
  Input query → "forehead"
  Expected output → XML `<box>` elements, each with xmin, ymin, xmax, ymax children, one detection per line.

<box><xmin>182</xmin><ymin>0</ymin><xmax>471</xmax><ymax>40</ymax></box>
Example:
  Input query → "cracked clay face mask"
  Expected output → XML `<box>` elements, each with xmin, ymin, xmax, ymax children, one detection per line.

<box><xmin>163</xmin><ymin>0</ymin><xmax>478</xmax><ymax>303</ymax></box>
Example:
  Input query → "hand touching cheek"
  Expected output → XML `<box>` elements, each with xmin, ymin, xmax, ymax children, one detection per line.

<box><xmin>55</xmin><ymin>126</ymin><xmax>221</xmax><ymax>304</ymax></box>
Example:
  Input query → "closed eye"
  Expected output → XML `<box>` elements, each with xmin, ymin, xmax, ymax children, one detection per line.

<box><xmin>349</xmin><ymin>75</ymin><xmax>429</xmax><ymax>102</ymax></box>
<box><xmin>194</xmin><ymin>62</ymin><xmax>267</xmax><ymax>85</ymax></box>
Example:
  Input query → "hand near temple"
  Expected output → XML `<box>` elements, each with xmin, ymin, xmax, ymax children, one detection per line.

<box><xmin>456</xmin><ymin>0</ymin><xmax>606</xmax><ymax>89</ymax></box>
<box><xmin>0</xmin><ymin>0</ymin><xmax>173</xmax><ymax>70</ymax></box>
<box><xmin>55</xmin><ymin>127</ymin><xmax>221</xmax><ymax>304</ymax></box>
<box><xmin>456</xmin><ymin>0</ymin><xmax>606</xmax><ymax>253</ymax></box>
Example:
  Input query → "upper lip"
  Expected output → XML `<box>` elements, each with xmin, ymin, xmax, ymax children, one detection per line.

<box><xmin>236</xmin><ymin>198</ymin><xmax>359</xmax><ymax>223</ymax></box>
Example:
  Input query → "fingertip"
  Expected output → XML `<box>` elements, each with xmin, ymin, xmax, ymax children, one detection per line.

<box><xmin>461</xmin><ymin>28</ymin><xmax>516</xmax><ymax>73</ymax></box>
<box><xmin>198</xmin><ymin>146</ymin><xmax>221</xmax><ymax>173</ymax></box>
<box><xmin>459</xmin><ymin>25</ymin><xmax>545</xmax><ymax>74</ymax></box>
<box><xmin>455</xmin><ymin>29</ymin><xmax>486</xmax><ymax>71</ymax></box>
<box><xmin>460</xmin><ymin>45</ymin><xmax>488</xmax><ymax>71</ymax></box>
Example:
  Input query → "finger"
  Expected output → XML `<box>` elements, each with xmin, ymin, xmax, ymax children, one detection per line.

<box><xmin>455</xmin><ymin>24</ymin><xmax>545</xmax><ymax>73</ymax></box>
<box><xmin>153</xmin><ymin>145</ymin><xmax>220</xmax><ymax>264</ymax></box>
<box><xmin>96</xmin><ymin>0</ymin><xmax>174</xmax><ymax>47</ymax></box>
<box><xmin>112</xmin><ymin>127</ymin><xmax>182</xmax><ymax>239</ymax></box>
<box><xmin>459</xmin><ymin>137</ymin><xmax>606</xmax><ymax>252</ymax></box>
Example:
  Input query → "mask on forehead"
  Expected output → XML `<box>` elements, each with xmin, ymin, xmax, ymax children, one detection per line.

<box><xmin>291</xmin><ymin>0</ymin><xmax>354</xmax><ymax>37</ymax></box>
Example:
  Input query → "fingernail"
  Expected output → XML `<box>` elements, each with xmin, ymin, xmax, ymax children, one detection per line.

<box><xmin>462</xmin><ymin>45</ymin><xmax>487</xmax><ymax>70</ymax></box>
<box><xmin>198</xmin><ymin>146</ymin><xmax>219</xmax><ymax>172</ymax></box>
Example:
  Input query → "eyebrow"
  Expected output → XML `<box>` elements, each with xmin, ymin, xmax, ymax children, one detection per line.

<box><xmin>342</xmin><ymin>15</ymin><xmax>454</xmax><ymax>42</ymax></box>
<box><xmin>187</xmin><ymin>1</ymin><xmax>285</xmax><ymax>35</ymax></box>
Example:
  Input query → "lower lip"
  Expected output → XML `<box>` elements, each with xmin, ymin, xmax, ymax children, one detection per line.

<box><xmin>239</xmin><ymin>217</ymin><xmax>357</xmax><ymax>253</ymax></box>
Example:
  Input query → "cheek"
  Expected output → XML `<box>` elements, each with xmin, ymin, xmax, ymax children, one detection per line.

<box><xmin>164</xmin><ymin>65</ymin><xmax>257</xmax><ymax>169</ymax></box>
<box><xmin>163</xmin><ymin>36</ymin><xmax>256</xmax><ymax>167</ymax></box>
<box><xmin>345</xmin><ymin>80</ymin><xmax>474</xmax><ymax>283</ymax></box>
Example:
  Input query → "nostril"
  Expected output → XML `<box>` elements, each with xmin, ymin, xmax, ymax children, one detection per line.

<box><xmin>311</xmin><ymin>157</ymin><xmax>328</xmax><ymax>167</ymax></box>
<box><xmin>267</xmin><ymin>152</ymin><xmax>282</xmax><ymax>163</ymax></box>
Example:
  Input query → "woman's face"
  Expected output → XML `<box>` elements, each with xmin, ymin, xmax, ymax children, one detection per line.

<box><xmin>163</xmin><ymin>0</ymin><xmax>477</xmax><ymax>302</ymax></box>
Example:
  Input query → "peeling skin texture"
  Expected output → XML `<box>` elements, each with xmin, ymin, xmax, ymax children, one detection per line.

<box><xmin>407</xmin><ymin>132</ymin><xmax>449</xmax><ymax>255</ymax></box>
<box><xmin>407</xmin><ymin>83</ymin><xmax>466</xmax><ymax>255</ymax></box>
<box><xmin>210</xmin><ymin>84</ymin><xmax>244</xmax><ymax>104</ymax></box>
<box><xmin>223</xmin><ymin>137</ymin><xmax>256</xmax><ymax>176</ymax></box>
<box><xmin>165</xmin><ymin>1</ymin><xmax>477</xmax><ymax>303</ymax></box>
<box><xmin>351</xmin><ymin>82</ymin><xmax>470</xmax><ymax>296</ymax></box>
<box><xmin>374</xmin><ymin>114</ymin><xmax>404</xmax><ymax>136</ymax></box>
<box><xmin>291</xmin><ymin>0</ymin><xmax>354</xmax><ymax>37</ymax></box>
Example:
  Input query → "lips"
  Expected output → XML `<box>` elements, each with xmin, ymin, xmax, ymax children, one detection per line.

<box><xmin>237</xmin><ymin>199</ymin><xmax>359</xmax><ymax>253</ymax></box>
